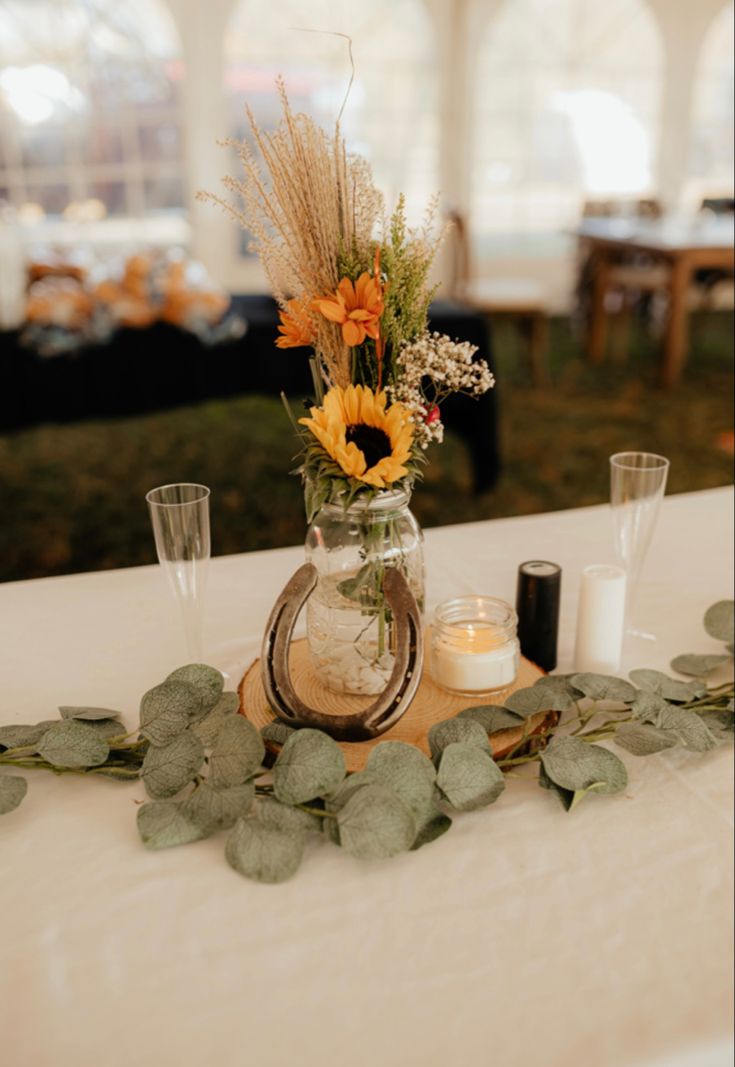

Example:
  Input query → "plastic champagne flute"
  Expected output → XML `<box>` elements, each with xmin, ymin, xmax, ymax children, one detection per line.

<box><xmin>609</xmin><ymin>452</ymin><xmax>669</xmax><ymax>640</ymax></box>
<box><xmin>146</xmin><ymin>483</ymin><xmax>211</xmax><ymax>662</ymax></box>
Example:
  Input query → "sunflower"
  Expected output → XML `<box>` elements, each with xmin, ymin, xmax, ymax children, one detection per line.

<box><xmin>276</xmin><ymin>299</ymin><xmax>314</xmax><ymax>349</ymax></box>
<box><xmin>299</xmin><ymin>385</ymin><xmax>414</xmax><ymax>488</ymax></box>
<box><xmin>313</xmin><ymin>273</ymin><xmax>384</xmax><ymax>347</ymax></box>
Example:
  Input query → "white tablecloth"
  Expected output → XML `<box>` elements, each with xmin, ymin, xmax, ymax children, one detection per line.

<box><xmin>1</xmin><ymin>488</ymin><xmax>733</xmax><ymax>1067</ymax></box>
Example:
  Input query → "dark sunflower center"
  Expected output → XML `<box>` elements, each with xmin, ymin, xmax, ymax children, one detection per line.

<box><xmin>345</xmin><ymin>424</ymin><xmax>392</xmax><ymax>469</ymax></box>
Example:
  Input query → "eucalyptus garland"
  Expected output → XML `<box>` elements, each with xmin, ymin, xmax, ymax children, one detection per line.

<box><xmin>1</xmin><ymin>601</ymin><xmax>733</xmax><ymax>883</ymax></box>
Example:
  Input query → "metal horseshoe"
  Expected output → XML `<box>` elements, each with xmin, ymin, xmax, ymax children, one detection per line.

<box><xmin>260</xmin><ymin>563</ymin><xmax>424</xmax><ymax>741</ymax></box>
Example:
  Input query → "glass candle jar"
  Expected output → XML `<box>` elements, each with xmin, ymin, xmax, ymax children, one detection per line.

<box><xmin>430</xmin><ymin>596</ymin><xmax>520</xmax><ymax>697</ymax></box>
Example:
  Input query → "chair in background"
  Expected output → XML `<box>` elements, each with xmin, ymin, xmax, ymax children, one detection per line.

<box><xmin>447</xmin><ymin>210</ymin><xmax>551</xmax><ymax>385</ymax></box>
<box><xmin>576</xmin><ymin>198</ymin><xmax>669</xmax><ymax>363</ymax></box>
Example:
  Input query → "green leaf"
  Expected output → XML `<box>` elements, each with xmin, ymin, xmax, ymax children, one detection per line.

<box><xmin>191</xmin><ymin>692</ymin><xmax>239</xmax><ymax>747</ymax></box>
<box><xmin>365</xmin><ymin>741</ymin><xmax>436</xmax><ymax>817</ymax></box>
<box><xmin>655</xmin><ymin>706</ymin><xmax>717</xmax><ymax>753</ymax></box>
<box><xmin>0</xmin><ymin>722</ymin><xmax>56</xmax><ymax>750</ymax></box>
<box><xmin>670</xmin><ymin>653</ymin><xmax>731</xmax><ymax>678</ymax></box>
<box><xmin>571</xmin><ymin>673</ymin><xmax>638</xmax><ymax>703</ymax></box>
<box><xmin>411</xmin><ymin>805</ymin><xmax>452</xmax><ymax>850</ymax></box>
<box><xmin>83</xmin><ymin>719</ymin><xmax>129</xmax><ymax>741</ymax></box>
<box><xmin>614</xmin><ymin>722</ymin><xmax>678</xmax><ymax>756</ymax></box>
<box><xmin>257</xmin><ymin>795</ymin><xmax>321</xmax><ymax>837</ymax></box>
<box><xmin>540</xmin><ymin>736</ymin><xmax>628</xmax><ymax>797</ymax></box>
<box><xmin>436</xmin><ymin>743</ymin><xmax>505</xmax><ymax>811</ymax></box>
<box><xmin>261</xmin><ymin>721</ymin><xmax>296</xmax><ymax>747</ymax></box>
<box><xmin>428</xmin><ymin>719</ymin><xmax>490</xmax><ymax>762</ymax></box>
<box><xmin>225</xmin><ymin>817</ymin><xmax>304</xmax><ymax>883</ymax></box>
<box><xmin>337</xmin><ymin>784</ymin><xmax>416</xmax><ymax>860</ymax></box>
<box><xmin>140</xmin><ymin>680</ymin><xmax>203</xmax><ymax>746</ymax></box>
<box><xmin>504</xmin><ymin>686</ymin><xmax>572</xmax><ymax>717</ymax></box>
<box><xmin>699</xmin><ymin>711</ymin><xmax>734</xmax><ymax>741</ymax></box>
<box><xmin>137</xmin><ymin>800</ymin><xmax>205</xmax><ymax>849</ymax></box>
<box><xmin>703</xmin><ymin>600</ymin><xmax>734</xmax><ymax>644</ymax></box>
<box><xmin>209</xmin><ymin>716</ymin><xmax>265</xmax><ymax>788</ymax></box>
<box><xmin>0</xmin><ymin>775</ymin><xmax>28</xmax><ymax>814</ymax></box>
<box><xmin>538</xmin><ymin>764</ymin><xmax>574</xmax><ymax>811</ymax></box>
<box><xmin>37</xmin><ymin>720</ymin><xmax>110</xmax><ymax>768</ymax></box>
<box><xmin>182</xmin><ymin>781</ymin><xmax>254</xmax><ymax>833</ymax></box>
<box><xmin>456</xmin><ymin>705</ymin><xmax>524</xmax><ymax>732</ymax></box>
<box><xmin>322</xmin><ymin>771</ymin><xmax>376</xmax><ymax>846</ymax></box>
<box><xmin>273</xmin><ymin>729</ymin><xmax>346</xmax><ymax>805</ymax></box>
<box><xmin>629</xmin><ymin>669</ymin><xmax>704</xmax><ymax>703</ymax></box>
<box><xmin>141</xmin><ymin>731</ymin><xmax>205</xmax><ymax>799</ymax></box>
<box><xmin>166</xmin><ymin>664</ymin><xmax>224</xmax><ymax>714</ymax></box>
<box><xmin>58</xmin><ymin>706</ymin><xmax>123</xmax><ymax>722</ymax></box>
<box><xmin>630</xmin><ymin>691</ymin><xmax>671</xmax><ymax>722</ymax></box>
<box><xmin>304</xmin><ymin>477</ymin><xmax>331</xmax><ymax>524</ymax></box>
<box><xmin>533</xmin><ymin>675</ymin><xmax>585</xmax><ymax>700</ymax></box>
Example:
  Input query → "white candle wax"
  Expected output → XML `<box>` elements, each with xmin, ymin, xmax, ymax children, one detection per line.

<box><xmin>574</xmin><ymin>564</ymin><xmax>627</xmax><ymax>674</ymax></box>
<box><xmin>431</xmin><ymin>624</ymin><xmax>519</xmax><ymax>694</ymax></box>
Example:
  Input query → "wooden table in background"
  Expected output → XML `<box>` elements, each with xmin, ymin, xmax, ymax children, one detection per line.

<box><xmin>579</xmin><ymin>217</ymin><xmax>734</xmax><ymax>387</ymax></box>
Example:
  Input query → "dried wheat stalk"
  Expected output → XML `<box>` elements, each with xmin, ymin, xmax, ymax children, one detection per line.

<box><xmin>199</xmin><ymin>79</ymin><xmax>383</xmax><ymax>387</ymax></box>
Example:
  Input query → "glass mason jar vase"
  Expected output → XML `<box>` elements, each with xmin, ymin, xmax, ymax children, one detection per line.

<box><xmin>304</xmin><ymin>489</ymin><xmax>425</xmax><ymax>696</ymax></box>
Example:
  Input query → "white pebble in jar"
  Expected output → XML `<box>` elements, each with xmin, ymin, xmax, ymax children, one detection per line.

<box><xmin>430</xmin><ymin>596</ymin><xmax>520</xmax><ymax>697</ymax></box>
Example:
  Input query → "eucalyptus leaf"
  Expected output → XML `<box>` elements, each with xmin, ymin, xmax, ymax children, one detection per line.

<box><xmin>0</xmin><ymin>775</ymin><xmax>28</xmax><ymax>814</ymax></box>
<box><xmin>428</xmin><ymin>719</ymin><xmax>490</xmax><ymax>762</ymax></box>
<box><xmin>411</xmin><ymin>805</ymin><xmax>452</xmax><ymax>850</ymax></box>
<box><xmin>209</xmin><ymin>716</ymin><xmax>265</xmax><ymax>788</ymax></box>
<box><xmin>261</xmin><ymin>721</ymin><xmax>296</xmax><ymax>747</ymax></box>
<box><xmin>614</xmin><ymin>721</ymin><xmax>678</xmax><ymax>756</ymax></box>
<box><xmin>141</xmin><ymin>731</ymin><xmax>205</xmax><ymax>799</ymax></box>
<box><xmin>630</xmin><ymin>691</ymin><xmax>671</xmax><ymax>722</ymax></box>
<box><xmin>504</xmin><ymin>686</ymin><xmax>572</xmax><ymax>717</ymax></box>
<box><xmin>670</xmin><ymin>653</ymin><xmax>731</xmax><ymax>678</ymax></box>
<box><xmin>365</xmin><ymin>741</ymin><xmax>436</xmax><ymax>817</ymax></box>
<box><xmin>225</xmin><ymin>817</ymin><xmax>304</xmax><ymax>883</ymax></box>
<box><xmin>436</xmin><ymin>743</ymin><xmax>505</xmax><ymax>811</ymax></box>
<box><xmin>83</xmin><ymin>719</ymin><xmax>129</xmax><ymax>741</ymax></box>
<box><xmin>700</xmin><ymin>711</ymin><xmax>734</xmax><ymax>741</ymax></box>
<box><xmin>166</xmin><ymin>664</ymin><xmax>224</xmax><ymax>714</ymax></box>
<box><xmin>58</xmin><ymin>706</ymin><xmax>123</xmax><ymax>722</ymax></box>
<box><xmin>182</xmin><ymin>780</ymin><xmax>254</xmax><ymax>833</ymax></box>
<box><xmin>571</xmin><ymin>673</ymin><xmax>638</xmax><ymax>703</ymax></box>
<box><xmin>273</xmin><ymin>729</ymin><xmax>346</xmax><ymax>805</ymax></box>
<box><xmin>140</xmin><ymin>680</ymin><xmax>203</xmax><ymax>746</ymax></box>
<box><xmin>322</xmin><ymin>771</ymin><xmax>377</xmax><ymax>846</ymax></box>
<box><xmin>655</xmin><ymin>706</ymin><xmax>717</xmax><ymax>753</ymax></box>
<box><xmin>89</xmin><ymin>766</ymin><xmax>142</xmax><ymax>782</ymax></box>
<box><xmin>629</xmin><ymin>669</ymin><xmax>704</xmax><ymax>703</ymax></box>
<box><xmin>538</xmin><ymin>764</ymin><xmax>574</xmax><ymax>811</ymax></box>
<box><xmin>0</xmin><ymin>721</ymin><xmax>56</xmax><ymax>751</ymax></box>
<box><xmin>703</xmin><ymin>600</ymin><xmax>734</xmax><ymax>644</ymax></box>
<box><xmin>456</xmin><ymin>705</ymin><xmax>524</xmax><ymax>732</ymax></box>
<box><xmin>337</xmin><ymin>783</ymin><xmax>416</xmax><ymax>860</ymax></box>
<box><xmin>540</xmin><ymin>736</ymin><xmax>627</xmax><ymax>797</ymax></box>
<box><xmin>257</xmin><ymin>795</ymin><xmax>321</xmax><ymax>837</ymax></box>
<box><xmin>137</xmin><ymin>800</ymin><xmax>206</xmax><ymax>849</ymax></box>
<box><xmin>37</xmin><ymin>720</ymin><xmax>110</xmax><ymax>768</ymax></box>
<box><xmin>191</xmin><ymin>692</ymin><xmax>239</xmax><ymax>747</ymax></box>
<box><xmin>533</xmin><ymin>675</ymin><xmax>585</xmax><ymax>700</ymax></box>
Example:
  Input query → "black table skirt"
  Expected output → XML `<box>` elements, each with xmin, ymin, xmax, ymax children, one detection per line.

<box><xmin>0</xmin><ymin>296</ymin><xmax>500</xmax><ymax>491</ymax></box>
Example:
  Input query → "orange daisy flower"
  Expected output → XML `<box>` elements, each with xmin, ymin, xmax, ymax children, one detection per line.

<box><xmin>276</xmin><ymin>299</ymin><xmax>314</xmax><ymax>349</ymax></box>
<box><xmin>314</xmin><ymin>272</ymin><xmax>384</xmax><ymax>347</ymax></box>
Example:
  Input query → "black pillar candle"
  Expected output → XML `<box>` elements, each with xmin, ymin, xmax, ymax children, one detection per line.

<box><xmin>516</xmin><ymin>561</ymin><xmax>562</xmax><ymax>672</ymax></box>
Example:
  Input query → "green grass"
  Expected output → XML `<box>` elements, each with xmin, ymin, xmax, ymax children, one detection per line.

<box><xmin>0</xmin><ymin>313</ymin><xmax>732</xmax><ymax>582</ymax></box>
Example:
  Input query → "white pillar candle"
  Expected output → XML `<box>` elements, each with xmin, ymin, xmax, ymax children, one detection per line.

<box><xmin>431</xmin><ymin>623</ymin><xmax>520</xmax><ymax>695</ymax></box>
<box><xmin>574</xmin><ymin>564</ymin><xmax>627</xmax><ymax>674</ymax></box>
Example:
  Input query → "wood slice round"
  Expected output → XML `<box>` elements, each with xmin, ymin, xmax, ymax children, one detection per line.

<box><xmin>239</xmin><ymin>637</ymin><xmax>549</xmax><ymax>772</ymax></box>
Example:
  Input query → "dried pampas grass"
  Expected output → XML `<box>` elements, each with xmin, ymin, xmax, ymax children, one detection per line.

<box><xmin>199</xmin><ymin>79</ymin><xmax>383</xmax><ymax>387</ymax></box>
